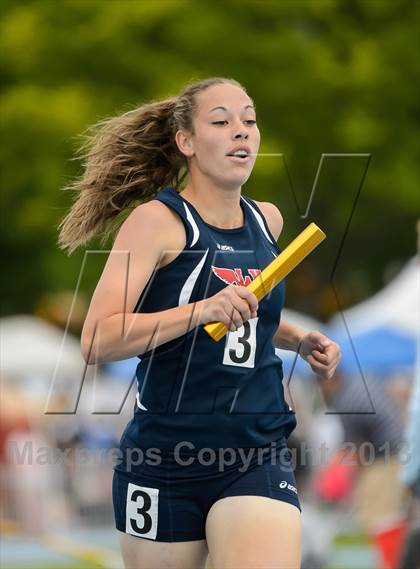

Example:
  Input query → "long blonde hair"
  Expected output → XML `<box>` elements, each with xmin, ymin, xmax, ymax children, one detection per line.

<box><xmin>57</xmin><ymin>77</ymin><xmax>247</xmax><ymax>254</ymax></box>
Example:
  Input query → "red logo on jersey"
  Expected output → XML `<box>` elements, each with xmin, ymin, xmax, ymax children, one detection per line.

<box><xmin>211</xmin><ymin>266</ymin><xmax>261</xmax><ymax>286</ymax></box>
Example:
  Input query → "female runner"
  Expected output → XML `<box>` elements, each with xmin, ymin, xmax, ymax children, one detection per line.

<box><xmin>59</xmin><ymin>77</ymin><xmax>340</xmax><ymax>569</ymax></box>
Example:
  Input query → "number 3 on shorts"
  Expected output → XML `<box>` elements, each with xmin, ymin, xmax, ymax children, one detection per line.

<box><xmin>126</xmin><ymin>482</ymin><xmax>159</xmax><ymax>540</ymax></box>
<box><xmin>223</xmin><ymin>317</ymin><xmax>258</xmax><ymax>368</ymax></box>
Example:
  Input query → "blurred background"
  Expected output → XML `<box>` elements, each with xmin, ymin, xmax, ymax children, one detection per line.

<box><xmin>1</xmin><ymin>1</ymin><xmax>419</xmax><ymax>568</ymax></box>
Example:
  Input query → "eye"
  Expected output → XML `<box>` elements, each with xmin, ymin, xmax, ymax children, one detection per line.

<box><xmin>211</xmin><ymin>119</ymin><xmax>257</xmax><ymax>126</ymax></box>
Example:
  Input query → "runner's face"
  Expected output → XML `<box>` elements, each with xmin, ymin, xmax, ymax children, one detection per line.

<box><xmin>189</xmin><ymin>84</ymin><xmax>260</xmax><ymax>187</ymax></box>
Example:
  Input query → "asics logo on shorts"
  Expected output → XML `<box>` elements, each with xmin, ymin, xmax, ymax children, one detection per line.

<box><xmin>279</xmin><ymin>480</ymin><xmax>297</xmax><ymax>494</ymax></box>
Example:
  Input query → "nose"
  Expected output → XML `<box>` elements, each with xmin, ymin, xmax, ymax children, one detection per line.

<box><xmin>233</xmin><ymin>130</ymin><xmax>249</xmax><ymax>140</ymax></box>
<box><xmin>232</xmin><ymin>117</ymin><xmax>249</xmax><ymax>140</ymax></box>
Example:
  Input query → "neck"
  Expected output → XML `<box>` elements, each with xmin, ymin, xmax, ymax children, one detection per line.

<box><xmin>180</xmin><ymin>179</ymin><xmax>243</xmax><ymax>229</ymax></box>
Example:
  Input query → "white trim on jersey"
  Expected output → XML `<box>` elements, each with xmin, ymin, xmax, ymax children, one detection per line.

<box><xmin>241</xmin><ymin>196</ymin><xmax>274</xmax><ymax>245</ymax></box>
<box><xmin>136</xmin><ymin>391</ymin><xmax>147</xmax><ymax>411</ymax></box>
<box><xmin>136</xmin><ymin>377</ymin><xmax>148</xmax><ymax>410</ymax></box>
<box><xmin>178</xmin><ymin>249</ymin><xmax>209</xmax><ymax>306</ymax></box>
<box><xmin>183</xmin><ymin>202</ymin><xmax>200</xmax><ymax>247</ymax></box>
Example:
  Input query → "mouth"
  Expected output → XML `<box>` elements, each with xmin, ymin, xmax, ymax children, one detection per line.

<box><xmin>226</xmin><ymin>154</ymin><xmax>252</xmax><ymax>164</ymax></box>
<box><xmin>226</xmin><ymin>148</ymin><xmax>252</xmax><ymax>163</ymax></box>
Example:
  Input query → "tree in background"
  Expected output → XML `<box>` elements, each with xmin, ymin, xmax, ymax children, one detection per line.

<box><xmin>1</xmin><ymin>0</ymin><xmax>418</xmax><ymax>329</ymax></box>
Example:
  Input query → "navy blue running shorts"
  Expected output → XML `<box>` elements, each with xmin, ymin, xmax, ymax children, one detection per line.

<box><xmin>112</xmin><ymin>438</ymin><xmax>301</xmax><ymax>542</ymax></box>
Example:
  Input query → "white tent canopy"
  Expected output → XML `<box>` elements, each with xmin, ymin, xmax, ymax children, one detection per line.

<box><xmin>329</xmin><ymin>256</ymin><xmax>419</xmax><ymax>337</ymax></box>
<box><xmin>1</xmin><ymin>314</ymin><xmax>85</xmax><ymax>382</ymax></box>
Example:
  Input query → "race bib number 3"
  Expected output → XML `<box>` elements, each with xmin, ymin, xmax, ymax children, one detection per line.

<box><xmin>126</xmin><ymin>482</ymin><xmax>159</xmax><ymax>540</ymax></box>
<box><xmin>223</xmin><ymin>317</ymin><xmax>258</xmax><ymax>369</ymax></box>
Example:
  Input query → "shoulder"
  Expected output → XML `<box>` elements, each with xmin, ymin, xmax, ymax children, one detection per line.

<box><xmin>115</xmin><ymin>198</ymin><xmax>186</xmax><ymax>251</ymax></box>
<box><xmin>253</xmin><ymin>200</ymin><xmax>284</xmax><ymax>241</ymax></box>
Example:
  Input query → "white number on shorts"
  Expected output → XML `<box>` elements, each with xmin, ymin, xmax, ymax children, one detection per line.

<box><xmin>223</xmin><ymin>317</ymin><xmax>258</xmax><ymax>368</ymax></box>
<box><xmin>125</xmin><ymin>482</ymin><xmax>159</xmax><ymax>540</ymax></box>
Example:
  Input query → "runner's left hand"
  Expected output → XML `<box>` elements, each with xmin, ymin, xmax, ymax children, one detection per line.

<box><xmin>299</xmin><ymin>331</ymin><xmax>341</xmax><ymax>380</ymax></box>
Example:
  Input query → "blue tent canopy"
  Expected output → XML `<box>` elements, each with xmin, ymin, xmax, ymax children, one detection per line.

<box><xmin>330</xmin><ymin>326</ymin><xmax>416</xmax><ymax>376</ymax></box>
<box><xmin>104</xmin><ymin>356</ymin><xmax>139</xmax><ymax>380</ymax></box>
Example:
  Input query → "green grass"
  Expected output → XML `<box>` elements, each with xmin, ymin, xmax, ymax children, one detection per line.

<box><xmin>333</xmin><ymin>532</ymin><xmax>371</xmax><ymax>545</ymax></box>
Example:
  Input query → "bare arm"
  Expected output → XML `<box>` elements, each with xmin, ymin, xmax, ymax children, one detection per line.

<box><xmin>272</xmin><ymin>319</ymin><xmax>306</xmax><ymax>351</ymax></box>
<box><xmin>81</xmin><ymin>200</ymin><xmax>206</xmax><ymax>364</ymax></box>
<box><xmin>85</xmin><ymin>304</ymin><xmax>207</xmax><ymax>365</ymax></box>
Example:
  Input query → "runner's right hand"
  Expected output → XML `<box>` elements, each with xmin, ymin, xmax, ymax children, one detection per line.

<box><xmin>199</xmin><ymin>285</ymin><xmax>258</xmax><ymax>331</ymax></box>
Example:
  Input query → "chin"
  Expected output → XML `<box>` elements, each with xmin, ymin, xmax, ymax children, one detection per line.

<box><xmin>231</xmin><ymin>173</ymin><xmax>252</xmax><ymax>187</ymax></box>
<box><xmin>217</xmin><ymin>171</ymin><xmax>252</xmax><ymax>188</ymax></box>
<box><xmin>201</xmin><ymin>165</ymin><xmax>252</xmax><ymax>189</ymax></box>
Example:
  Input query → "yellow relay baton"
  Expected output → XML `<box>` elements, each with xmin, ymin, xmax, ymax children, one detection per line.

<box><xmin>203</xmin><ymin>222</ymin><xmax>326</xmax><ymax>341</ymax></box>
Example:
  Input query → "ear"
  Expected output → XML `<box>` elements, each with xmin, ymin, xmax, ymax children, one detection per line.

<box><xmin>175</xmin><ymin>129</ymin><xmax>194</xmax><ymax>158</ymax></box>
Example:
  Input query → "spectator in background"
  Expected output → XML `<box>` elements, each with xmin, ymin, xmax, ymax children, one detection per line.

<box><xmin>399</xmin><ymin>357</ymin><xmax>420</xmax><ymax>569</ymax></box>
<box><xmin>317</xmin><ymin>369</ymin><xmax>409</xmax><ymax>569</ymax></box>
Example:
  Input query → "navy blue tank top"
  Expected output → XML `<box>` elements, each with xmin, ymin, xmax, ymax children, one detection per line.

<box><xmin>122</xmin><ymin>186</ymin><xmax>296</xmax><ymax>454</ymax></box>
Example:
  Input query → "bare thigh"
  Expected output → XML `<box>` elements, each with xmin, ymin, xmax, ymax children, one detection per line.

<box><xmin>205</xmin><ymin>496</ymin><xmax>301</xmax><ymax>569</ymax></box>
<box><xmin>117</xmin><ymin>531</ymin><xmax>208</xmax><ymax>569</ymax></box>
